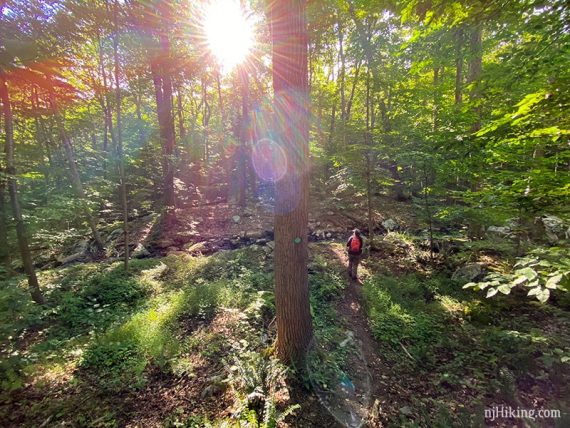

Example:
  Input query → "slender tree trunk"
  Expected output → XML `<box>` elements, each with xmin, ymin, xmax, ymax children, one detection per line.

<box><xmin>327</xmin><ymin>97</ymin><xmax>336</xmax><ymax>166</ymax></box>
<box><xmin>238</xmin><ymin>65</ymin><xmax>248</xmax><ymax>208</ymax></box>
<box><xmin>433</xmin><ymin>66</ymin><xmax>440</xmax><ymax>132</ymax></box>
<box><xmin>454</xmin><ymin>27</ymin><xmax>463</xmax><ymax>105</ymax></box>
<box><xmin>365</xmin><ymin>69</ymin><xmax>373</xmax><ymax>245</ymax></box>
<box><xmin>160</xmin><ymin>32</ymin><xmax>176</xmax><ymax>209</ymax></box>
<box><xmin>113</xmin><ymin>0</ymin><xmax>129</xmax><ymax>271</ymax></box>
<box><xmin>338</xmin><ymin>22</ymin><xmax>346</xmax><ymax>120</ymax></box>
<box><xmin>0</xmin><ymin>175</ymin><xmax>9</xmax><ymax>271</ymax></box>
<box><xmin>31</xmin><ymin>87</ymin><xmax>50</xmax><ymax>204</ymax></box>
<box><xmin>467</xmin><ymin>24</ymin><xmax>482</xmax><ymax>132</ymax></box>
<box><xmin>467</xmin><ymin>23</ymin><xmax>483</xmax><ymax>198</ymax></box>
<box><xmin>201</xmin><ymin>77</ymin><xmax>210</xmax><ymax>166</ymax></box>
<box><xmin>423</xmin><ymin>165</ymin><xmax>434</xmax><ymax>262</ymax></box>
<box><xmin>176</xmin><ymin>84</ymin><xmax>186</xmax><ymax>143</ymax></box>
<box><xmin>1</xmin><ymin>75</ymin><xmax>45</xmax><ymax>303</ymax></box>
<box><xmin>216</xmin><ymin>70</ymin><xmax>224</xmax><ymax>128</ymax></box>
<box><xmin>344</xmin><ymin>59</ymin><xmax>361</xmax><ymax>124</ymax></box>
<box><xmin>269</xmin><ymin>0</ymin><xmax>313</xmax><ymax>365</ymax></box>
<box><xmin>97</xmin><ymin>31</ymin><xmax>113</xmax><ymax>162</ymax></box>
<box><xmin>50</xmin><ymin>92</ymin><xmax>105</xmax><ymax>252</ymax></box>
<box><xmin>150</xmin><ymin>12</ymin><xmax>177</xmax><ymax>213</ymax></box>
<box><xmin>216</xmin><ymin>70</ymin><xmax>233</xmax><ymax>200</ymax></box>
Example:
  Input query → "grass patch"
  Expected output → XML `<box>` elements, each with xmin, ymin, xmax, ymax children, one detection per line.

<box><xmin>362</xmin><ymin>271</ymin><xmax>570</xmax><ymax>424</ymax></box>
<box><xmin>1</xmin><ymin>246</ymin><xmax>276</xmax><ymax>426</ymax></box>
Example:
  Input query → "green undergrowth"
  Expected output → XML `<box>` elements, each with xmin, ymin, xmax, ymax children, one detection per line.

<box><xmin>362</xmin><ymin>272</ymin><xmax>570</xmax><ymax>425</ymax></box>
<box><xmin>306</xmin><ymin>247</ymin><xmax>364</xmax><ymax>402</ymax></box>
<box><xmin>0</xmin><ymin>247</ymin><xmax>280</xmax><ymax>426</ymax></box>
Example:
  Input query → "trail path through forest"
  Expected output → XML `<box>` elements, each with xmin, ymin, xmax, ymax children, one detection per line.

<box><xmin>326</xmin><ymin>246</ymin><xmax>392</xmax><ymax>426</ymax></box>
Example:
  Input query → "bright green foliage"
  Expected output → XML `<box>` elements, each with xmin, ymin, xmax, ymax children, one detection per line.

<box><xmin>363</xmin><ymin>271</ymin><xmax>570</xmax><ymax>425</ymax></box>
<box><xmin>464</xmin><ymin>247</ymin><xmax>570</xmax><ymax>303</ymax></box>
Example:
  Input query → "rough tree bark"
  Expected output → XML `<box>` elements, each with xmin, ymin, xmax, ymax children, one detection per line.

<box><xmin>1</xmin><ymin>75</ymin><xmax>45</xmax><ymax>303</ymax></box>
<box><xmin>269</xmin><ymin>0</ymin><xmax>313</xmax><ymax>365</ymax></box>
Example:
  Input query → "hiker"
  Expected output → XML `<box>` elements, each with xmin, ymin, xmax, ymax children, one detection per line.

<box><xmin>346</xmin><ymin>228</ymin><xmax>364</xmax><ymax>280</ymax></box>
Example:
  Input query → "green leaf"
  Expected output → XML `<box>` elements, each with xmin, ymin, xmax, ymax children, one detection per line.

<box><xmin>498</xmin><ymin>284</ymin><xmax>511</xmax><ymax>295</ymax></box>
<box><xmin>512</xmin><ymin>276</ymin><xmax>528</xmax><ymax>286</ymax></box>
<box><xmin>486</xmin><ymin>288</ymin><xmax>498</xmax><ymax>298</ymax></box>
<box><xmin>545</xmin><ymin>274</ymin><xmax>562</xmax><ymax>289</ymax></box>
<box><xmin>462</xmin><ymin>282</ymin><xmax>477</xmax><ymax>289</ymax></box>
<box><xmin>516</xmin><ymin>267</ymin><xmax>538</xmax><ymax>280</ymax></box>
<box><xmin>536</xmin><ymin>288</ymin><xmax>550</xmax><ymax>303</ymax></box>
<box><xmin>527</xmin><ymin>287</ymin><xmax>540</xmax><ymax>296</ymax></box>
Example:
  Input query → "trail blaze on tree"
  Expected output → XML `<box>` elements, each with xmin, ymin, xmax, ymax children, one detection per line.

<box><xmin>269</xmin><ymin>0</ymin><xmax>313</xmax><ymax>364</ymax></box>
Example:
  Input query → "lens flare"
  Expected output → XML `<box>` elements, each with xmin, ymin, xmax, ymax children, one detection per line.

<box><xmin>251</xmin><ymin>138</ymin><xmax>287</xmax><ymax>183</ymax></box>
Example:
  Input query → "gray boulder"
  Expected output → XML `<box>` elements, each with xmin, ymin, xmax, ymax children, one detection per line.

<box><xmin>59</xmin><ymin>252</ymin><xmax>85</xmax><ymax>266</ymax></box>
<box><xmin>486</xmin><ymin>226</ymin><xmax>511</xmax><ymax>239</ymax></box>
<box><xmin>132</xmin><ymin>244</ymin><xmax>150</xmax><ymax>258</ymax></box>
<box><xmin>542</xmin><ymin>215</ymin><xmax>565</xmax><ymax>235</ymax></box>
<box><xmin>534</xmin><ymin>215</ymin><xmax>567</xmax><ymax>244</ymax></box>
<box><xmin>382</xmin><ymin>219</ymin><xmax>399</xmax><ymax>232</ymax></box>
<box><xmin>106</xmin><ymin>228</ymin><xmax>123</xmax><ymax>242</ymax></box>
<box><xmin>452</xmin><ymin>263</ymin><xmax>483</xmax><ymax>282</ymax></box>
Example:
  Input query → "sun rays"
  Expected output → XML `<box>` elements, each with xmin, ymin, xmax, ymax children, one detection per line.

<box><xmin>203</xmin><ymin>0</ymin><xmax>255</xmax><ymax>72</ymax></box>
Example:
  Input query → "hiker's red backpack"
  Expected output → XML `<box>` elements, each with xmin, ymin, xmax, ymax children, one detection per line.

<box><xmin>350</xmin><ymin>235</ymin><xmax>361</xmax><ymax>253</ymax></box>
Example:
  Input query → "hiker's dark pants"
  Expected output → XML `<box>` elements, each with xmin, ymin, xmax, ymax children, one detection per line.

<box><xmin>348</xmin><ymin>253</ymin><xmax>361</xmax><ymax>278</ymax></box>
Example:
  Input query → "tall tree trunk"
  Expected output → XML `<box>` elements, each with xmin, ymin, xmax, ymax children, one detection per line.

<box><xmin>467</xmin><ymin>23</ymin><xmax>483</xmax><ymax>197</ymax></box>
<box><xmin>0</xmin><ymin>174</ymin><xmax>9</xmax><ymax>271</ymax></box>
<box><xmin>201</xmin><ymin>77</ymin><xmax>210</xmax><ymax>166</ymax></box>
<box><xmin>97</xmin><ymin>31</ymin><xmax>113</xmax><ymax>162</ymax></box>
<box><xmin>433</xmin><ymin>66</ymin><xmax>440</xmax><ymax>132</ymax></box>
<box><xmin>338</xmin><ymin>22</ymin><xmax>346</xmax><ymax>121</ymax></box>
<box><xmin>344</xmin><ymin>58</ymin><xmax>361</xmax><ymax>124</ymax></box>
<box><xmin>50</xmin><ymin>92</ymin><xmax>105</xmax><ymax>252</ymax></box>
<box><xmin>454</xmin><ymin>27</ymin><xmax>464</xmax><ymax>105</ymax></box>
<box><xmin>176</xmin><ymin>84</ymin><xmax>186</xmax><ymax>143</ymax></box>
<box><xmin>423</xmin><ymin>164</ymin><xmax>434</xmax><ymax>262</ymax></box>
<box><xmin>238</xmin><ymin>65</ymin><xmax>248</xmax><ymax>208</ymax></box>
<box><xmin>31</xmin><ymin>87</ymin><xmax>50</xmax><ymax>204</ymax></box>
<box><xmin>113</xmin><ymin>0</ymin><xmax>129</xmax><ymax>271</ymax></box>
<box><xmin>467</xmin><ymin>24</ymin><xmax>482</xmax><ymax>132</ymax></box>
<box><xmin>149</xmin><ymin>11</ymin><xmax>176</xmax><ymax>213</ymax></box>
<box><xmin>365</xmin><ymin>68</ymin><xmax>373</xmax><ymax>245</ymax></box>
<box><xmin>216</xmin><ymin>70</ymin><xmax>233</xmax><ymax>200</ymax></box>
<box><xmin>160</xmin><ymin>32</ymin><xmax>176</xmax><ymax>210</ymax></box>
<box><xmin>327</xmin><ymin>97</ymin><xmax>337</xmax><ymax>166</ymax></box>
<box><xmin>1</xmin><ymin>75</ymin><xmax>45</xmax><ymax>304</ymax></box>
<box><xmin>269</xmin><ymin>0</ymin><xmax>313</xmax><ymax>365</ymax></box>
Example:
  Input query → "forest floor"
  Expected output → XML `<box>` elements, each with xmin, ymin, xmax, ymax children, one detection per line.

<box><xmin>1</xmin><ymin>195</ymin><xmax>570</xmax><ymax>427</ymax></box>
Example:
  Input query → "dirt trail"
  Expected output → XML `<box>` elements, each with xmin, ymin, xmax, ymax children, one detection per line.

<box><xmin>330</xmin><ymin>246</ymin><xmax>391</xmax><ymax>427</ymax></box>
